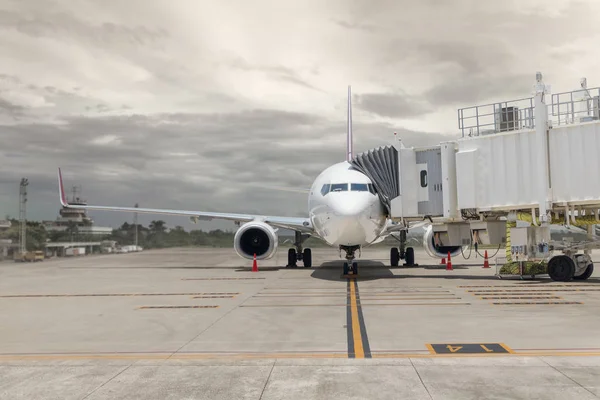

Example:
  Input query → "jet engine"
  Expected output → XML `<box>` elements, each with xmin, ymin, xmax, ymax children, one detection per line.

<box><xmin>422</xmin><ymin>224</ymin><xmax>463</xmax><ymax>259</ymax></box>
<box><xmin>234</xmin><ymin>221</ymin><xmax>279</xmax><ymax>260</ymax></box>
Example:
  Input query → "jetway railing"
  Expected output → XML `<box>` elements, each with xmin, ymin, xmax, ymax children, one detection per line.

<box><xmin>550</xmin><ymin>86</ymin><xmax>600</xmax><ymax>126</ymax></box>
<box><xmin>457</xmin><ymin>86</ymin><xmax>600</xmax><ymax>137</ymax></box>
<box><xmin>458</xmin><ymin>97</ymin><xmax>535</xmax><ymax>137</ymax></box>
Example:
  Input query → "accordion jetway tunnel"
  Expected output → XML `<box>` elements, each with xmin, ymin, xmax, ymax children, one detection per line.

<box><xmin>352</xmin><ymin>72</ymin><xmax>600</xmax><ymax>281</ymax></box>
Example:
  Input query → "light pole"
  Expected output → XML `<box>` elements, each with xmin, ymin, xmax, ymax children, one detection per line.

<box><xmin>19</xmin><ymin>178</ymin><xmax>28</xmax><ymax>254</ymax></box>
<box><xmin>134</xmin><ymin>203</ymin><xmax>138</xmax><ymax>248</ymax></box>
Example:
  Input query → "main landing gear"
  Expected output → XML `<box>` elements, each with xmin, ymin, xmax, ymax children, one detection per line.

<box><xmin>390</xmin><ymin>247</ymin><xmax>415</xmax><ymax>267</ymax></box>
<box><xmin>287</xmin><ymin>231</ymin><xmax>312</xmax><ymax>268</ymax></box>
<box><xmin>389</xmin><ymin>230</ymin><xmax>415</xmax><ymax>267</ymax></box>
<box><xmin>340</xmin><ymin>245</ymin><xmax>361</xmax><ymax>275</ymax></box>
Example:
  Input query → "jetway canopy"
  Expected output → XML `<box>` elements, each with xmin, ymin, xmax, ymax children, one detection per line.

<box><xmin>350</xmin><ymin>145</ymin><xmax>399</xmax><ymax>215</ymax></box>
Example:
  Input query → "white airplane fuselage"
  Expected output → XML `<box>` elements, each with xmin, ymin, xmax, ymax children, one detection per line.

<box><xmin>308</xmin><ymin>161</ymin><xmax>387</xmax><ymax>247</ymax></box>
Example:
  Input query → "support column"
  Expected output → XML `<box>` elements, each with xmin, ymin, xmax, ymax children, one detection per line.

<box><xmin>534</xmin><ymin>72</ymin><xmax>550</xmax><ymax>224</ymax></box>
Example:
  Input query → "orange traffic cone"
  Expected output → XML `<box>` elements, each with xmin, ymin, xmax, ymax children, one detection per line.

<box><xmin>483</xmin><ymin>250</ymin><xmax>490</xmax><ymax>268</ymax></box>
<box><xmin>440</xmin><ymin>257</ymin><xmax>446</xmax><ymax>265</ymax></box>
<box><xmin>252</xmin><ymin>253</ymin><xmax>258</xmax><ymax>272</ymax></box>
<box><xmin>446</xmin><ymin>251</ymin><xmax>453</xmax><ymax>271</ymax></box>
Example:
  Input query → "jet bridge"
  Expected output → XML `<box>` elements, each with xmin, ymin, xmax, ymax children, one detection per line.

<box><xmin>355</xmin><ymin>72</ymin><xmax>600</xmax><ymax>280</ymax></box>
<box><xmin>350</xmin><ymin>139</ymin><xmax>451</xmax><ymax>222</ymax></box>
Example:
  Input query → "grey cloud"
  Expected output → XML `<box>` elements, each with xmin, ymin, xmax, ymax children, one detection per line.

<box><xmin>0</xmin><ymin>97</ymin><xmax>25</xmax><ymax>119</ymax></box>
<box><xmin>423</xmin><ymin>72</ymin><xmax>534</xmax><ymax>108</ymax></box>
<box><xmin>230</xmin><ymin>58</ymin><xmax>319</xmax><ymax>91</ymax></box>
<box><xmin>333</xmin><ymin>19</ymin><xmax>377</xmax><ymax>33</ymax></box>
<box><xmin>355</xmin><ymin>91</ymin><xmax>431</xmax><ymax>118</ymax></box>
<box><xmin>0</xmin><ymin>10</ymin><xmax>168</xmax><ymax>49</ymax></box>
<box><xmin>96</xmin><ymin>103</ymin><xmax>110</xmax><ymax>113</ymax></box>
<box><xmin>0</xmin><ymin>73</ymin><xmax>21</xmax><ymax>84</ymax></box>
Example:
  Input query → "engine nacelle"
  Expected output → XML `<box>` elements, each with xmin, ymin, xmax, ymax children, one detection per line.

<box><xmin>234</xmin><ymin>221</ymin><xmax>279</xmax><ymax>260</ymax></box>
<box><xmin>422</xmin><ymin>224</ymin><xmax>463</xmax><ymax>259</ymax></box>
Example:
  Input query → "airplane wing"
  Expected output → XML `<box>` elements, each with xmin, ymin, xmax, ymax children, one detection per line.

<box><xmin>57</xmin><ymin>169</ymin><xmax>314</xmax><ymax>233</ymax></box>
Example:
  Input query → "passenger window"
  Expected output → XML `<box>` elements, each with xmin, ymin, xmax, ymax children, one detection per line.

<box><xmin>320</xmin><ymin>184</ymin><xmax>331</xmax><ymax>196</ymax></box>
<box><xmin>351</xmin><ymin>183</ymin><xmax>369</xmax><ymax>191</ymax></box>
<box><xmin>330</xmin><ymin>183</ymin><xmax>348</xmax><ymax>192</ymax></box>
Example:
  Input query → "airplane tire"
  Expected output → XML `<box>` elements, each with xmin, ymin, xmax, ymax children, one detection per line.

<box><xmin>352</xmin><ymin>262</ymin><xmax>358</xmax><ymax>274</ymax></box>
<box><xmin>390</xmin><ymin>247</ymin><xmax>400</xmax><ymax>267</ymax></box>
<box><xmin>343</xmin><ymin>262</ymin><xmax>349</xmax><ymax>275</ymax></box>
<box><xmin>287</xmin><ymin>248</ymin><xmax>297</xmax><ymax>267</ymax></box>
<box><xmin>303</xmin><ymin>248</ymin><xmax>312</xmax><ymax>268</ymax></box>
<box><xmin>548</xmin><ymin>255</ymin><xmax>575</xmax><ymax>282</ymax></box>
<box><xmin>405</xmin><ymin>247</ymin><xmax>415</xmax><ymax>266</ymax></box>
<box><xmin>574</xmin><ymin>263</ymin><xmax>594</xmax><ymax>280</ymax></box>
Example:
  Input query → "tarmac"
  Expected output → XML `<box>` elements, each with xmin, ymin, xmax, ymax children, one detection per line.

<box><xmin>1</xmin><ymin>246</ymin><xmax>600</xmax><ymax>399</ymax></box>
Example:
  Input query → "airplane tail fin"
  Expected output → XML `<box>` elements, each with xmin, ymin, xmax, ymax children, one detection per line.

<box><xmin>57</xmin><ymin>168</ymin><xmax>69</xmax><ymax>207</ymax></box>
<box><xmin>346</xmin><ymin>85</ymin><xmax>353</xmax><ymax>161</ymax></box>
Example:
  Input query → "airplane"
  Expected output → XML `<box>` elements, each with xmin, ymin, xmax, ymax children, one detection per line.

<box><xmin>57</xmin><ymin>87</ymin><xmax>463</xmax><ymax>275</ymax></box>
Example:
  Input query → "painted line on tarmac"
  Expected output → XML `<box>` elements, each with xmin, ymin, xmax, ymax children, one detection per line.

<box><xmin>491</xmin><ymin>301</ymin><xmax>583</xmax><ymax>305</ymax></box>
<box><xmin>264</xmin><ymin>286</ymin><xmax>445</xmax><ymax>290</ymax></box>
<box><xmin>251</xmin><ymin>294</ymin><xmax>460</xmax><ymax>301</ymax></box>
<box><xmin>480</xmin><ymin>296</ymin><xmax>563</xmax><ymax>300</ymax></box>
<box><xmin>426</xmin><ymin>343</ymin><xmax>514</xmax><ymax>354</ymax></box>
<box><xmin>0</xmin><ymin>352</ymin><xmax>348</xmax><ymax>361</ymax></box>
<box><xmin>468</xmin><ymin>289</ymin><xmax>600</xmax><ymax>293</ymax></box>
<box><xmin>0</xmin><ymin>292</ymin><xmax>239</xmax><ymax>298</ymax></box>
<box><xmin>137</xmin><ymin>305</ymin><xmax>219</xmax><ymax>309</ymax></box>
<box><xmin>460</xmin><ymin>285</ymin><xmax>600</xmax><ymax>288</ymax></box>
<box><xmin>240</xmin><ymin>303</ymin><xmax>471</xmax><ymax>307</ymax></box>
<box><xmin>470</xmin><ymin>292</ymin><xmax>558</xmax><ymax>295</ymax></box>
<box><xmin>346</xmin><ymin>279</ymin><xmax>371</xmax><ymax>359</ymax></box>
<box><xmin>182</xmin><ymin>278</ymin><xmax>265</xmax><ymax>280</ymax></box>
<box><xmin>255</xmin><ymin>292</ymin><xmax>452</xmax><ymax>296</ymax></box>
<box><xmin>5</xmin><ymin>349</ymin><xmax>600</xmax><ymax>361</ymax></box>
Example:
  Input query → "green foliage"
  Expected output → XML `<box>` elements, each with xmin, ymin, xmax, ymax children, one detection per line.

<box><xmin>102</xmin><ymin>220</ymin><xmax>236</xmax><ymax>249</ymax></box>
<box><xmin>499</xmin><ymin>261</ymin><xmax>547</xmax><ymax>275</ymax></box>
<box><xmin>0</xmin><ymin>220</ymin><xmax>48</xmax><ymax>251</ymax></box>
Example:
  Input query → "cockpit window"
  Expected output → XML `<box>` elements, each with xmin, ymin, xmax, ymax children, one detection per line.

<box><xmin>330</xmin><ymin>183</ymin><xmax>348</xmax><ymax>192</ymax></box>
<box><xmin>322</xmin><ymin>183</ymin><xmax>376</xmax><ymax>196</ymax></box>
<box><xmin>351</xmin><ymin>183</ymin><xmax>369</xmax><ymax>191</ymax></box>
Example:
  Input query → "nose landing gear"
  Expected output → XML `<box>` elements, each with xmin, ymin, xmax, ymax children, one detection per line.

<box><xmin>340</xmin><ymin>245</ymin><xmax>360</xmax><ymax>276</ymax></box>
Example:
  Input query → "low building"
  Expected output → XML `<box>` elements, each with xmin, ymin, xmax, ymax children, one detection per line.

<box><xmin>0</xmin><ymin>220</ymin><xmax>17</xmax><ymax>260</ymax></box>
<box><xmin>42</xmin><ymin>188</ymin><xmax>113</xmax><ymax>237</ymax></box>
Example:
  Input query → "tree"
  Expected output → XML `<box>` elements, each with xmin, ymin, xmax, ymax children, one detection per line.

<box><xmin>149</xmin><ymin>220</ymin><xmax>166</xmax><ymax>234</ymax></box>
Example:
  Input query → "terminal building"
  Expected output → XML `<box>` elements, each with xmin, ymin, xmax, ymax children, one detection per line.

<box><xmin>42</xmin><ymin>186</ymin><xmax>113</xmax><ymax>237</ymax></box>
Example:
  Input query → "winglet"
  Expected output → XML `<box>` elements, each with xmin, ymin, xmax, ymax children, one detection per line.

<box><xmin>346</xmin><ymin>85</ymin><xmax>353</xmax><ymax>162</ymax></box>
<box><xmin>57</xmin><ymin>168</ymin><xmax>69</xmax><ymax>207</ymax></box>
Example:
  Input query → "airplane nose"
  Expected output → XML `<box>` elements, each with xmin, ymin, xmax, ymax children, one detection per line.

<box><xmin>330</xmin><ymin>196</ymin><xmax>369</xmax><ymax>216</ymax></box>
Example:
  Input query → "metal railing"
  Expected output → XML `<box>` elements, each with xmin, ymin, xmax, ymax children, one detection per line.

<box><xmin>550</xmin><ymin>87</ymin><xmax>600</xmax><ymax>126</ymax></box>
<box><xmin>458</xmin><ymin>97</ymin><xmax>535</xmax><ymax>137</ymax></box>
<box><xmin>458</xmin><ymin>86</ymin><xmax>600</xmax><ymax>137</ymax></box>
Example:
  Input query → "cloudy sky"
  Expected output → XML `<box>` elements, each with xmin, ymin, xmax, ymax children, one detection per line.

<box><xmin>1</xmin><ymin>0</ymin><xmax>600</xmax><ymax>231</ymax></box>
